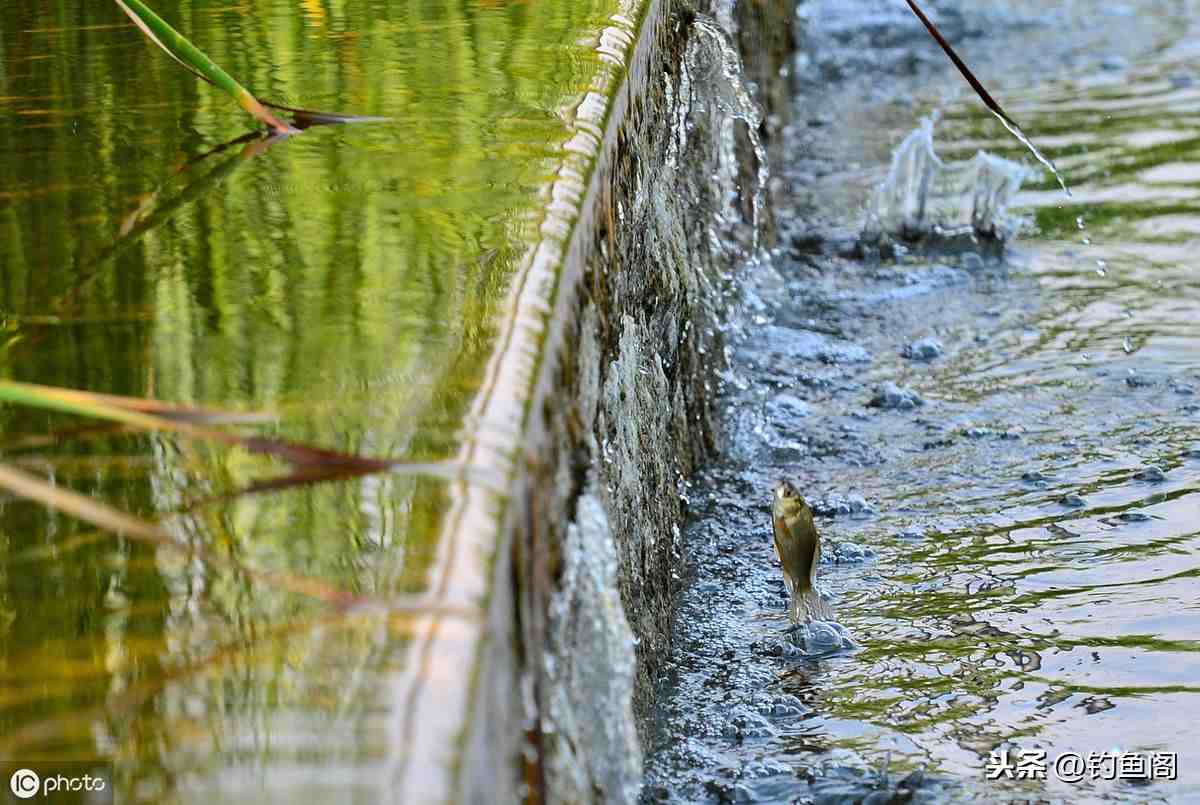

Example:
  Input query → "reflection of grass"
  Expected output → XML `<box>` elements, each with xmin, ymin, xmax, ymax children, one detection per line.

<box><xmin>0</xmin><ymin>381</ymin><xmax>472</xmax><ymax>556</ymax></box>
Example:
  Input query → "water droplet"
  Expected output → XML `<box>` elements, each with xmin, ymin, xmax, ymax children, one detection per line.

<box><xmin>1075</xmin><ymin>215</ymin><xmax>1086</xmax><ymax>230</ymax></box>
<box><xmin>1122</xmin><ymin>337</ymin><xmax>1134</xmax><ymax>354</ymax></box>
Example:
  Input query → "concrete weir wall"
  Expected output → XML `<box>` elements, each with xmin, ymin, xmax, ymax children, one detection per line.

<box><xmin>424</xmin><ymin>0</ymin><xmax>795</xmax><ymax>801</ymax></box>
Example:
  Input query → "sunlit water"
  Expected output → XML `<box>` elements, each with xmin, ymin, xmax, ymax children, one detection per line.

<box><xmin>0</xmin><ymin>0</ymin><xmax>617</xmax><ymax>800</ymax></box>
<box><xmin>645</xmin><ymin>1</ymin><xmax>1199</xmax><ymax>802</ymax></box>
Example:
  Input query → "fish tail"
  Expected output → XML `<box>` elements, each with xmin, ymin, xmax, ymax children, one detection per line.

<box><xmin>790</xmin><ymin>587</ymin><xmax>834</xmax><ymax>623</ymax></box>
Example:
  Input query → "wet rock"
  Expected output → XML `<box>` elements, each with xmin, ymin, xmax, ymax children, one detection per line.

<box><xmin>829</xmin><ymin>541</ymin><xmax>876</xmax><ymax>563</ymax></box>
<box><xmin>963</xmin><ymin>424</ymin><xmax>1021</xmax><ymax>441</ymax></box>
<box><xmin>1133</xmin><ymin>465</ymin><xmax>1166</xmax><ymax>483</ymax></box>
<box><xmin>542</xmin><ymin>493</ymin><xmax>642</xmax><ymax>804</ymax></box>
<box><xmin>754</xmin><ymin>693</ymin><xmax>806</xmax><ymax>718</ymax></box>
<box><xmin>1059</xmin><ymin>494</ymin><xmax>1087</xmax><ymax>508</ymax></box>
<box><xmin>704</xmin><ymin>780</ymin><xmax>755</xmax><ymax>803</ymax></box>
<box><xmin>811</xmin><ymin>493</ymin><xmax>876</xmax><ymax>518</ymax></box>
<box><xmin>1184</xmin><ymin>446</ymin><xmax>1200</xmax><ymax>459</ymax></box>
<box><xmin>1125</xmin><ymin>372</ymin><xmax>1154</xmax><ymax>388</ymax></box>
<box><xmin>1116</xmin><ymin>511</ymin><xmax>1153</xmax><ymax>523</ymax></box>
<box><xmin>726</xmin><ymin>709</ymin><xmax>777</xmax><ymax>740</ymax></box>
<box><xmin>809</xmin><ymin>763</ymin><xmax>939</xmax><ymax>804</ymax></box>
<box><xmin>745</xmin><ymin>325</ymin><xmax>872</xmax><ymax>368</ymax></box>
<box><xmin>868</xmin><ymin>382</ymin><xmax>924</xmax><ymax>410</ymax></box>
<box><xmin>901</xmin><ymin>338</ymin><xmax>944</xmax><ymax>361</ymax></box>
<box><xmin>764</xmin><ymin>393</ymin><xmax>810</xmax><ymax>422</ymax></box>
<box><xmin>1100</xmin><ymin>55</ymin><xmax>1129</xmax><ymax>71</ymax></box>
<box><xmin>752</xmin><ymin>636</ymin><xmax>806</xmax><ymax>660</ymax></box>
<box><xmin>1169</xmin><ymin>378</ymin><xmax>1195</xmax><ymax>395</ymax></box>
<box><xmin>898</xmin><ymin>528</ymin><xmax>926</xmax><ymax>541</ymax></box>
<box><xmin>1021</xmin><ymin>470</ymin><xmax>1050</xmax><ymax>483</ymax></box>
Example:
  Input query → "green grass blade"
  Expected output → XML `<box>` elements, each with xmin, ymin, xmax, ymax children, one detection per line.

<box><xmin>114</xmin><ymin>0</ymin><xmax>295</xmax><ymax>134</ymax></box>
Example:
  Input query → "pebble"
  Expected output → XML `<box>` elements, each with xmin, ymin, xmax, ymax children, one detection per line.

<box><xmin>830</xmin><ymin>541</ymin><xmax>876</xmax><ymax>562</ymax></box>
<box><xmin>811</xmin><ymin>494</ymin><xmax>875</xmax><ymax>517</ymax></box>
<box><xmin>765</xmin><ymin>393</ymin><xmax>810</xmax><ymax>422</ymax></box>
<box><xmin>868</xmin><ymin>382</ymin><xmax>924</xmax><ymax>410</ymax></box>
<box><xmin>1125</xmin><ymin>373</ymin><xmax>1154</xmax><ymax>388</ymax></box>
<box><xmin>902</xmin><ymin>338</ymin><xmax>945</xmax><ymax>361</ymax></box>
<box><xmin>1134</xmin><ymin>465</ymin><xmax>1166</xmax><ymax>483</ymax></box>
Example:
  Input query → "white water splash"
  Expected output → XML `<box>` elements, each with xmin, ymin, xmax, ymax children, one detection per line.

<box><xmin>865</xmin><ymin>116</ymin><xmax>1030</xmax><ymax>242</ymax></box>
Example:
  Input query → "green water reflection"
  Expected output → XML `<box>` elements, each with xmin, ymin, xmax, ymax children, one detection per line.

<box><xmin>0</xmin><ymin>0</ymin><xmax>614</xmax><ymax>799</ymax></box>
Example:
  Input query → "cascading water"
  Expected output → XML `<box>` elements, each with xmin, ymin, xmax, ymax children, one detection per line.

<box><xmin>684</xmin><ymin>14</ymin><xmax>771</xmax><ymax>256</ymax></box>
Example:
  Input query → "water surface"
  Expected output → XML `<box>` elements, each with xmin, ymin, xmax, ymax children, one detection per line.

<box><xmin>0</xmin><ymin>0</ymin><xmax>617</xmax><ymax>799</ymax></box>
<box><xmin>645</xmin><ymin>1</ymin><xmax>1200</xmax><ymax>801</ymax></box>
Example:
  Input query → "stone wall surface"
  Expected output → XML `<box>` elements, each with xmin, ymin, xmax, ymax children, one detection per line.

<box><xmin>443</xmin><ymin>0</ymin><xmax>796</xmax><ymax>801</ymax></box>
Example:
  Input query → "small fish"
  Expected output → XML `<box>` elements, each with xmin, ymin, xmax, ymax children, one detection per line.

<box><xmin>772</xmin><ymin>480</ymin><xmax>832</xmax><ymax>623</ymax></box>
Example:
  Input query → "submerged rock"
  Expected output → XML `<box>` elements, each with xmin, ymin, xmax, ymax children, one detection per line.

<box><xmin>828</xmin><ymin>541</ymin><xmax>876</xmax><ymax>563</ymax></box>
<box><xmin>765</xmin><ymin>393</ymin><xmax>811</xmax><ymax>422</ymax></box>
<box><xmin>811</xmin><ymin>494</ymin><xmax>875</xmax><ymax>518</ymax></box>
<box><xmin>1125</xmin><ymin>372</ymin><xmax>1154</xmax><ymax>388</ymax></box>
<box><xmin>868</xmin><ymin>382</ymin><xmax>924</xmax><ymax>410</ymax></box>
<box><xmin>809</xmin><ymin>763</ymin><xmax>940</xmax><ymax>805</ymax></box>
<box><xmin>788</xmin><ymin>620</ymin><xmax>857</xmax><ymax>656</ymax></box>
<box><xmin>1133</xmin><ymin>465</ymin><xmax>1166</xmax><ymax>483</ymax></box>
<box><xmin>901</xmin><ymin>338</ymin><xmax>944</xmax><ymax>361</ymax></box>
<box><xmin>745</xmin><ymin>325</ymin><xmax>872</xmax><ymax>368</ymax></box>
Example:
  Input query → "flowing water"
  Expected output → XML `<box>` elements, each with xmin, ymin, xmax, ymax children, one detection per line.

<box><xmin>644</xmin><ymin>0</ymin><xmax>1200</xmax><ymax>802</ymax></box>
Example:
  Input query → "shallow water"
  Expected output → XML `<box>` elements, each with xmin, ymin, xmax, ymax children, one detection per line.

<box><xmin>644</xmin><ymin>1</ymin><xmax>1199</xmax><ymax>802</ymax></box>
<box><xmin>0</xmin><ymin>0</ymin><xmax>618</xmax><ymax>800</ymax></box>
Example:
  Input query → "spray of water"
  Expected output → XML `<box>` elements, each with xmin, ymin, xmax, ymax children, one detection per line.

<box><xmin>904</xmin><ymin>0</ymin><xmax>1070</xmax><ymax>196</ymax></box>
